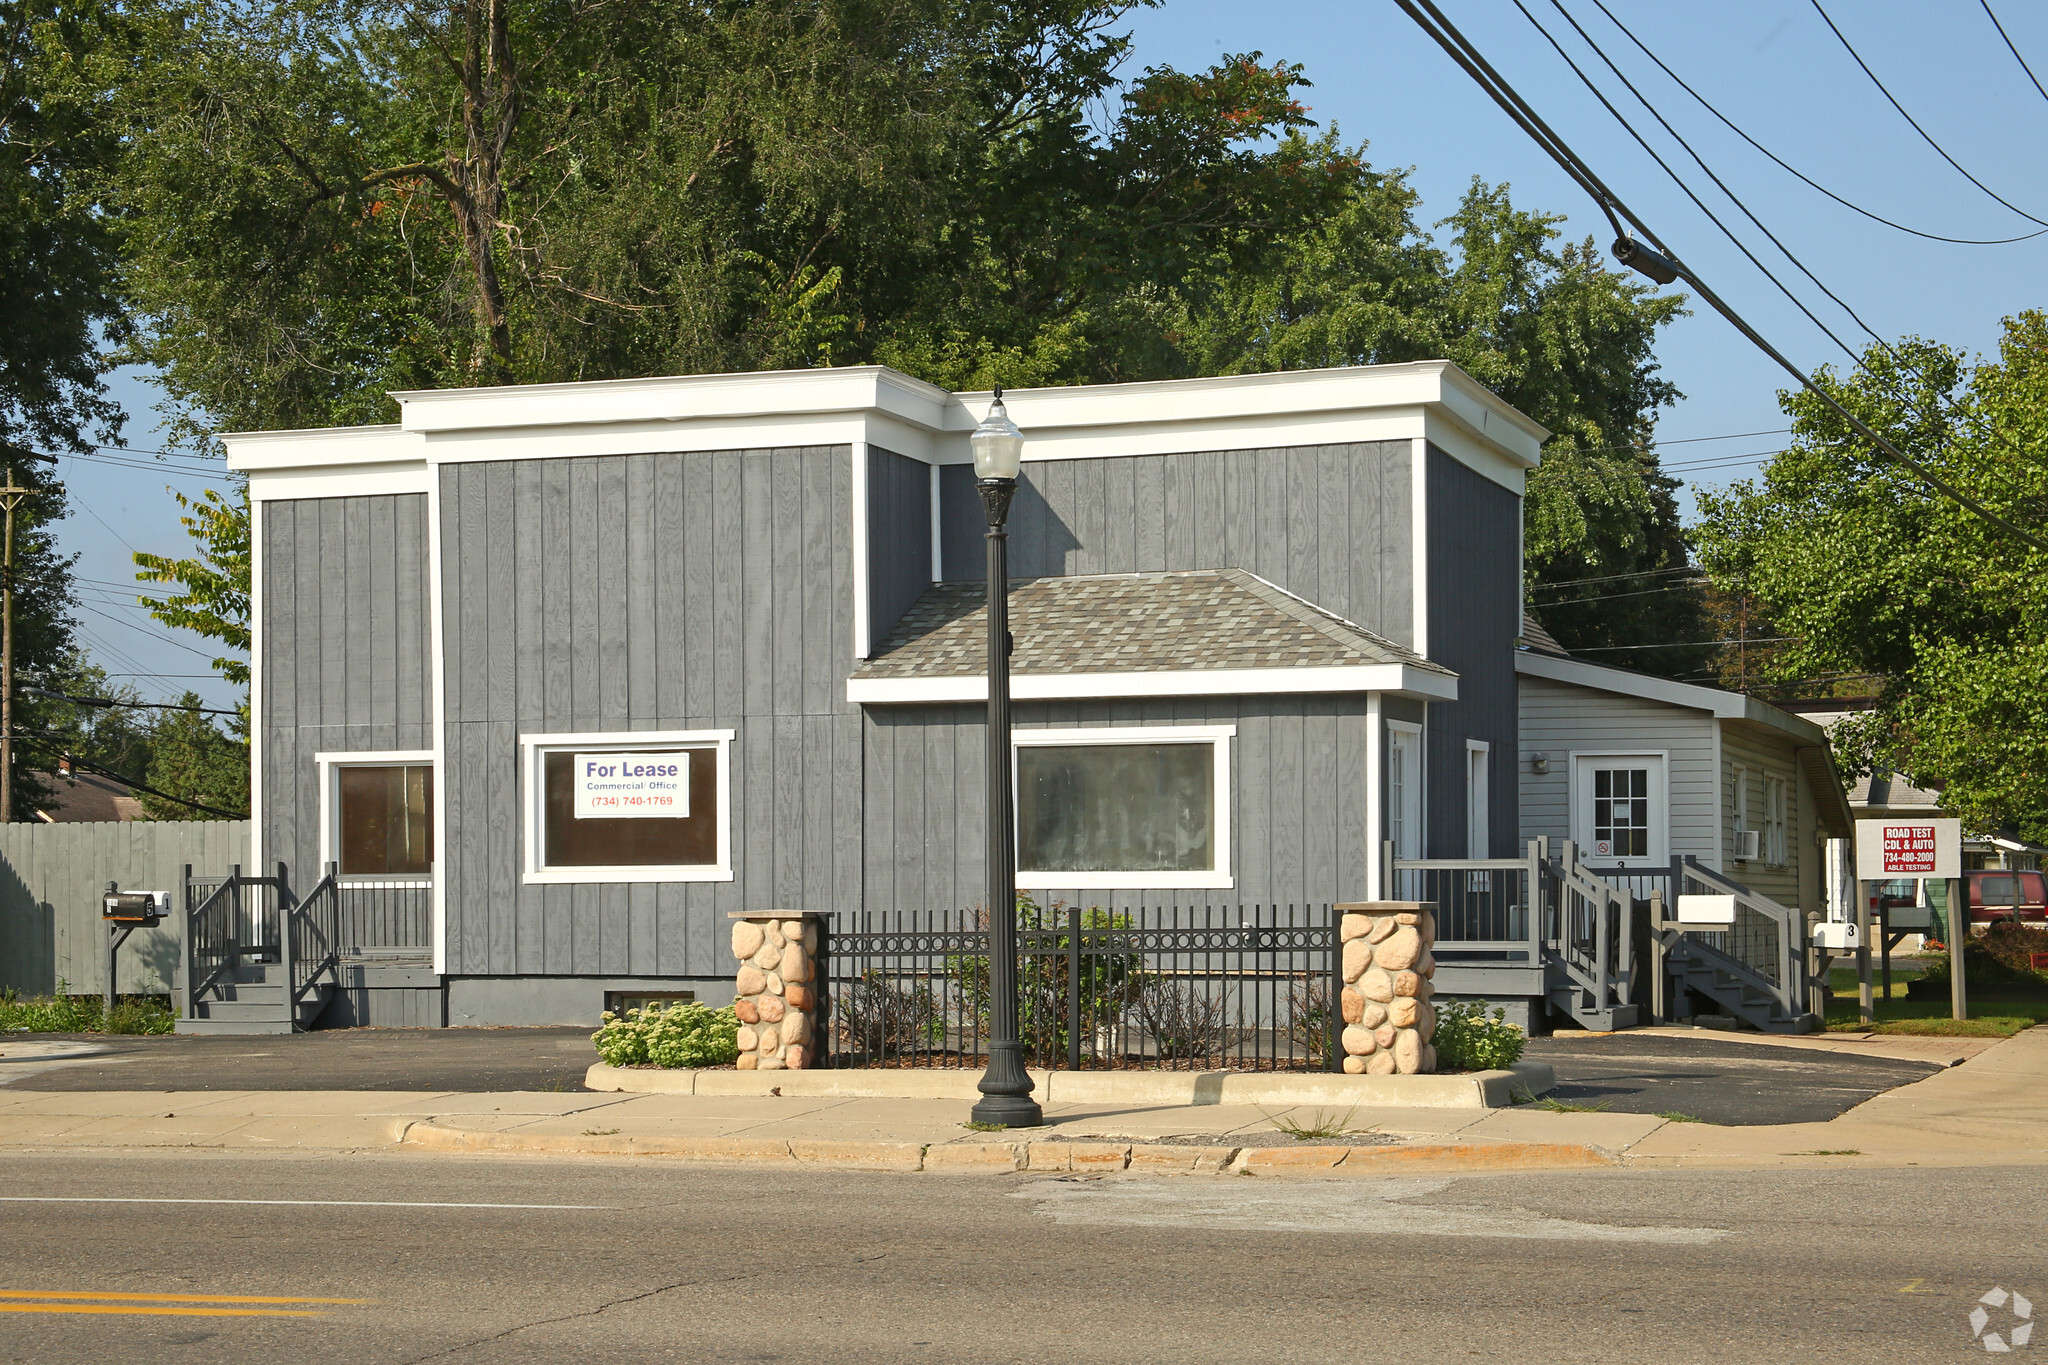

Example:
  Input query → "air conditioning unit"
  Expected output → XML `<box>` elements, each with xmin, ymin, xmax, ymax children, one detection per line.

<box><xmin>1734</xmin><ymin>829</ymin><xmax>1761</xmax><ymax>862</ymax></box>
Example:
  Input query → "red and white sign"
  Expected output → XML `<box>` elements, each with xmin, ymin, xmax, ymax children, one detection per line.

<box><xmin>1855</xmin><ymin>818</ymin><xmax>1960</xmax><ymax>880</ymax></box>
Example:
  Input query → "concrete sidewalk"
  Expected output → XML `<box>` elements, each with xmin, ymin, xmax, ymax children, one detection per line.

<box><xmin>0</xmin><ymin>1027</ymin><xmax>2038</xmax><ymax>1176</ymax></box>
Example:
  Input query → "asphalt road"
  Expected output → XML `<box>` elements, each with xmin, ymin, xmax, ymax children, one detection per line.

<box><xmin>1522</xmin><ymin>1033</ymin><xmax>1944</xmax><ymax>1125</ymax></box>
<box><xmin>5</xmin><ymin>1030</ymin><xmax>1944</xmax><ymax>1127</ymax></box>
<box><xmin>0</xmin><ymin>1150</ymin><xmax>2032</xmax><ymax>1363</ymax></box>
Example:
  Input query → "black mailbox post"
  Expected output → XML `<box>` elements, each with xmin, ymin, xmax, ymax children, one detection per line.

<box><xmin>102</xmin><ymin>882</ymin><xmax>169</xmax><ymax>1018</ymax></box>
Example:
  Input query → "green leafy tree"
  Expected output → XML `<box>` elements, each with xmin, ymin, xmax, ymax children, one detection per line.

<box><xmin>133</xmin><ymin>486</ymin><xmax>250</xmax><ymax>687</ymax></box>
<box><xmin>1694</xmin><ymin>311</ymin><xmax>2048</xmax><ymax>840</ymax></box>
<box><xmin>138</xmin><ymin>692</ymin><xmax>247</xmax><ymax>820</ymax></box>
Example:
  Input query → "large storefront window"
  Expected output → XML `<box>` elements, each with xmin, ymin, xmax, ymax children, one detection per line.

<box><xmin>1015</xmin><ymin>726</ymin><xmax>1233</xmax><ymax>890</ymax></box>
<box><xmin>521</xmin><ymin>731</ymin><xmax>734</xmax><ymax>884</ymax></box>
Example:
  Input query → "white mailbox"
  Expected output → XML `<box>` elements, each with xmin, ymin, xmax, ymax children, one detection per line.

<box><xmin>1812</xmin><ymin>921</ymin><xmax>1862</xmax><ymax>950</ymax></box>
<box><xmin>1675</xmin><ymin>894</ymin><xmax>1737</xmax><ymax>928</ymax></box>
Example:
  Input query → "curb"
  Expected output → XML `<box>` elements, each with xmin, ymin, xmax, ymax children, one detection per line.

<box><xmin>399</xmin><ymin>1121</ymin><xmax>1611</xmax><ymax>1175</ymax></box>
<box><xmin>582</xmin><ymin>1061</ymin><xmax>1559</xmax><ymax>1109</ymax></box>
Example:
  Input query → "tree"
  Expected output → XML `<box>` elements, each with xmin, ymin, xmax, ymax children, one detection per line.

<box><xmin>133</xmin><ymin>485</ymin><xmax>250</xmax><ymax>687</ymax></box>
<box><xmin>111</xmin><ymin>3</ymin><xmax>1704</xmax><ymax>681</ymax></box>
<box><xmin>1694</xmin><ymin>311</ymin><xmax>2048</xmax><ymax>841</ymax></box>
<box><xmin>138</xmin><ymin>692</ymin><xmax>247</xmax><ymax>820</ymax></box>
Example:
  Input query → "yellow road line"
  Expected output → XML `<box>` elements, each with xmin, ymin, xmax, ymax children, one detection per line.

<box><xmin>0</xmin><ymin>1304</ymin><xmax>324</xmax><ymax>1318</ymax></box>
<box><xmin>0</xmin><ymin>1289</ymin><xmax>366</xmax><ymax>1305</ymax></box>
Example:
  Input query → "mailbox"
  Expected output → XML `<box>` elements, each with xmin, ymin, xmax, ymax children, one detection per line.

<box><xmin>1675</xmin><ymin>894</ymin><xmax>1737</xmax><ymax>928</ymax></box>
<box><xmin>1812</xmin><ymin>921</ymin><xmax>1862</xmax><ymax>950</ymax></box>
<box><xmin>103</xmin><ymin>891</ymin><xmax>170</xmax><ymax>925</ymax></box>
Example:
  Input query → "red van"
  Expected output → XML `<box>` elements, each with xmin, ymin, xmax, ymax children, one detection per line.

<box><xmin>1966</xmin><ymin>869</ymin><xmax>2048</xmax><ymax>930</ymax></box>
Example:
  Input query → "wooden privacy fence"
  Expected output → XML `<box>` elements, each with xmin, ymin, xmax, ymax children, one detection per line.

<box><xmin>0</xmin><ymin>820</ymin><xmax>250</xmax><ymax>997</ymax></box>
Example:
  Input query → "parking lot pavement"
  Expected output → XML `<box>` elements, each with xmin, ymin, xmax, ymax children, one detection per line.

<box><xmin>0</xmin><ymin>1028</ymin><xmax>596</xmax><ymax>1093</ymax></box>
<box><xmin>1523</xmin><ymin>1032</ymin><xmax>1942</xmax><ymax>1125</ymax></box>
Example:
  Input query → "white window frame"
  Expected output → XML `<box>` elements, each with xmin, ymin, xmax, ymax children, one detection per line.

<box><xmin>520</xmin><ymin>729</ymin><xmax>735</xmax><ymax>885</ymax></box>
<box><xmin>1012</xmin><ymin>724</ymin><xmax>1235</xmax><ymax>890</ymax></box>
<box><xmin>1732</xmin><ymin>765</ymin><xmax>1750</xmax><ymax>847</ymax></box>
<box><xmin>1764</xmin><ymin>774</ymin><xmax>1788</xmax><ymax>867</ymax></box>
<box><xmin>314</xmin><ymin>750</ymin><xmax>436</xmax><ymax>886</ymax></box>
<box><xmin>1569</xmin><ymin>751</ymin><xmax>1669</xmax><ymax>868</ymax></box>
<box><xmin>1387</xmin><ymin>720</ymin><xmax>1423</xmax><ymax>861</ymax></box>
<box><xmin>1465</xmin><ymin>739</ymin><xmax>1490</xmax><ymax>861</ymax></box>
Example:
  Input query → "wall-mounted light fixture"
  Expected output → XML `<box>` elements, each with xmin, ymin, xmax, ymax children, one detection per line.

<box><xmin>1529</xmin><ymin>753</ymin><xmax>1550</xmax><ymax>775</ymax></box>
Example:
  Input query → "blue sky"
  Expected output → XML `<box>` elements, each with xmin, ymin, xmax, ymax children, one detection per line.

<box><xmin>53</xmin><ymin>0</ymin><xmax>2048</xmax><ymax>706</ymax></box>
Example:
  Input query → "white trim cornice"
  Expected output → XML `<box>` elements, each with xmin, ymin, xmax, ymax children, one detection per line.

<box><xmin>848</xmin><ymin>663</ymin><xmax>1457</xmax><ymax>705</ymax></box>
<box><xmin>220</xmin><ymin>360</ymin><xmax>1549</xmax><ymax>497</ymax></box>
<box><xmin>1515</xmin><ymin>649</ymin><xmax>1831</xmax><ymax>745</ymax></box>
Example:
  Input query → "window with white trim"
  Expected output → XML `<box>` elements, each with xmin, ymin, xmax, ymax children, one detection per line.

<box><xmin>317</xmin><ymin>752</ymin><xmax>434</xmax><ymax>880</ymax></box>
<box><xmin>1014</xmin><ymin>725</ymin><xmax>1233</xmax><ymax>889</ymax></box>
<box><xmin>521</xmin><ymin>731</ymin><xmax>734</xmax><ymax>884</ymax></box>
<box><xmin>1732</xmin><ymin>765</ymin><xmax>1751</xmax><ymax>861</ymax></box>
<box><xmin>1388</xmin><ymin>722</ymin><xmax>1422</xmax><ymax>860</ymax></box>
<box><xmin>1465</xmin><ymin>740</ymin><xmax>1490</xmax><ymax>860</ymax></box>
<box><xmin>1764</xmin><ymin>775</ymin><xmax>1788</xmax><ymax>866</ymax></box>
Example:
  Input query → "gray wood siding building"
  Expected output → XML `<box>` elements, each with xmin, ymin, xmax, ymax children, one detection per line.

<box><xmin>233</xmin><ymin>362</ymin><xmax>1547</xmax><ymax>1025</ymax></box>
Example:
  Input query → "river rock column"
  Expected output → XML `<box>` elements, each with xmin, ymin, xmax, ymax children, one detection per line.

<box><xmin>728</xmin><ymin>910</ymin><xmax>828</xmax><ymax>1071</ymax></box>
<box><xmin>1334</xmin><ymin>901</ymin><xmax>1437</xmax><ymax>1075</ymax></box>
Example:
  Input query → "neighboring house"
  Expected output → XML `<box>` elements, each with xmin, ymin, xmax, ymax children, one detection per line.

<box><xmin>224</xmin><ymin>361</ymin><xmax>1542</xmax><ymax>1027</ymax></box>
<box><xmin>29</xmin><ymin>771</ymin><xmax>143</xmax><ymax>823</ymax></box>
<box><xmin>1516</xmin><ymin>644</ymin><xmax>1854</xmax><ymax>912</ymax></box>
<box><xmin>1780</xmin><ymin>700</ymin><xmax>2037</xmax><ymax>942</ymax></box>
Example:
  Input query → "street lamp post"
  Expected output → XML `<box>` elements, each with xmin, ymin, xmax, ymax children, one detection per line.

<box><xmin>969</xmin><ymin>388</ymin><xmax>1043</xmax><ymax>1129</ymax></box>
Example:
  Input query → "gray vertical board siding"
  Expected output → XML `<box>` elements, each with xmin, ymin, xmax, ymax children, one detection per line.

<box><xmin>935</xmin><ymin>444</ymin><xmax>1413</xmax><ymax>643</ymax></box>
<box><xmin>0</xmin><ymin>821</ymin><xmax>250</xmax><ymax>995</ymax></box>
<box><xmin>259</xmin><ymin>495</ymin><xmax>434</xmax><ymax>883</ymax></box>
<box><xmin>1422</xmin><ymin>447</ymin><xmax>1520</xmax><ymax>857</ymax></box>
<box><xmin>860</xmin><ymin>697</ymin><xmax>1371</xmax><ymax>915</ymax></box>
<box><xmin>438</xmin><ymin>448</ymin><xmax>860</xmax><ymax>979</ymax></box>
<box><xmin>865</xmin><ymin>447</ymin><xmax>932</xmax><ymax>650</ymax></box>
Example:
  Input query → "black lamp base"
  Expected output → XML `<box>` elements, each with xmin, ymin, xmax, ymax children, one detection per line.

<box><xmin>971</xmin><ymin>1041</ymin><xmax>1044</xmax><ymax>1128</ymax></box>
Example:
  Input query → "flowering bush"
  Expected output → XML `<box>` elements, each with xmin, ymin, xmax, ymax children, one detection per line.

<box><xmin>1431</xmin><ymin>1000</ymin><xmax>1526</xmax><ymax>1071</ymax></box>
<box><xmin>592</xmin><ymin>1001</ymin><xmax>740</xmax><ymax>1068</ymax></box>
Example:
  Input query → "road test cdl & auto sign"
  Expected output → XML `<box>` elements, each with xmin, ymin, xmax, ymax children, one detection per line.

<box><xmin>573</xmin><ymin>753</ymin><xmax>689</xmax><ymax>819</ymax></box>
<box><xmin>1854</xmin><ymin>817</ymin><xmax>1960</xmax><ymax>881</ymax></box>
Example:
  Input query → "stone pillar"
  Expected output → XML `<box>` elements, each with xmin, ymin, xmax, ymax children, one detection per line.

<box><xmin>1334</xmin><ymin>901</ymin><xmax>1436</xmax><ymax>1074</ymax></box>
<box><xmin>729</xmin><ymin>910</ymin><xmax>828</xmax><ymax>1071</ymax></box>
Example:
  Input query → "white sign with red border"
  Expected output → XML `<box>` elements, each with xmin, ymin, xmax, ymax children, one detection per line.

<box><xmin>1855</xmin><ymin>818</ymin><xmax>1961</xmax><ymax>880</ymax></box>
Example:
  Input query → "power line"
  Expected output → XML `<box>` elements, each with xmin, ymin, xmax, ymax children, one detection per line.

<box><xmin>27</xmin><ymin>688</ymin><xmax>240</xmax><ymax>718</ymax></box>
<box><xmin>1518</xmin><ymin>0</ymin><xmax>1870</xmax><ymax>361</ymax></box>
<box><xmin>1590</xmin><ymin>0</ymin><xmax>2048</xmax><ymax>246</ymax></box>
<box><xmin>1982</xmin><ymin>1</ymin><xmax>2048</xmax><ymax>110</ymax></box>
<box><xmin>1393</xmin><ymin>0</ymin><xmax>2048</xmax><ymax>555</ymax></box>
<box><xmin>1570</xmin><ymin>636</ymin><xmax>1797</xmax><ymax>652</ymax></box>
<box><xmin>1811</xmin><ymin>0</ymin><xmax>2048</xmax><ymax>229</ymax></box>
<box><xmin>11</xmin><ymin>734</ymin><xmax>245</xmax><ymax>819</ymax></box>
<box><xmin>1528</xmin><ymin>564</ymin><xmax>1699</xmax><ymax>591</ymax></box>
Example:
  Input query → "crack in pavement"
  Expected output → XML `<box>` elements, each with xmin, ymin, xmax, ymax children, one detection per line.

<box><xmin>397</xmin><ymin>1254</ymin><xmax>890</xmax><ymax>1362</ymax></box>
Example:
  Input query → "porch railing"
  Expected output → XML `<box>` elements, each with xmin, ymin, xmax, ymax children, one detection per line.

<box><xmin>283</xmin><ymin>864</ymin><xmax>344</xmax><ymax>1011</ymax></box>
<box><xmin>1671</xmin><ymin>856</ymin><xmax>1807</xmax><ymax>1017</ymax></box>
<box><xmin>824</xmin><ymin>903</ymin><xmax>1339</xmax><ymax>1072</ymax></box>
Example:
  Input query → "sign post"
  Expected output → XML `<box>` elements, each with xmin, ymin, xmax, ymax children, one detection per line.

<box><xmin>1854</xmin><ymin>819</ymin><xmax>1964</xmax><ymax>1023</ymax></box>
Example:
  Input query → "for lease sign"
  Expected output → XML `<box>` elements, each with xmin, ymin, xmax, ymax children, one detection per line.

<box><xmin>572</xmin><ymin>752</ymin><xmax>690</xmax><ymax>820</ymax></box>
<box><xmin>1854</xmin><ymin>818</ymin><xmax>1960</xmax><ymax>880</ymax></box>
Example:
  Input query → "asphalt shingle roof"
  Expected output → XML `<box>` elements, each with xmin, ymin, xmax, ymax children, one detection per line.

<box><xmin>853</xmin><ymin>569</ymin><xmax>1453</xmax><ymax>680</ymax></box>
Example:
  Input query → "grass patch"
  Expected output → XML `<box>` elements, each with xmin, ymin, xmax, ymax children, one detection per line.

<box><xmin>1827</xmin><ymin>966</ymin><xmax>1922</xmax><ymax>1001</ymax></box>
<box><xmin>1824</xmin><ymin>998</ymin><xmax>2048</xmax><ymax>1037</ymax></box>
<box><xmin>1531</xmin><ymin>1097</ymin><xmax>1612</xmax><ymax>1113</ymax></box>
<box><xmin>962</xmin><ymin>1120</ymin><xmax>1008</xmax><ymax>1133</ymax></box>
<box><xmin>0</xmin><ymin>983</ymin><xmax>174</xmax><ymax>1035</ymax></box>
<box><xmin>1656</xmin><ymin>1112</ymin><xmax>1702</xmax><ymax>1123</ymax></box>
<box><xmin>581</xmin><ymin>1128</ymin><xmax>620</xmax><ymax>1136</ymax></box>
<box><xmin>1265</xmin><ymin>1108</ymin><xmax>1371</xmax><ymax>1142</ymax></box>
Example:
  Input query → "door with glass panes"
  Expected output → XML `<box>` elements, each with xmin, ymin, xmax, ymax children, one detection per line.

<box><xmin>1571</xmin><ymin>753</ymin><xmax>1667</xmax><ymax>870</ymax></box>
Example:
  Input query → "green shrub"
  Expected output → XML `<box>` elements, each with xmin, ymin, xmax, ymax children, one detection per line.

<box><xmin>0</xmin><ymin>982</ymin><xmax>174</xmax><ymax>1035</ymax></box>
<box><xmin>592</xmin><ymin>1001</ymin><xmax>739</xmax><ymax>1068</ymax></box>
<box><xmin>1432</xmin><ymin>1000</ymin><xmax>1526</xmax><ymax>1071</ymax></box>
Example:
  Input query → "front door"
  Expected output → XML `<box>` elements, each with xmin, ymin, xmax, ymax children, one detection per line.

<box><xmin>1572</xmin><ymin>754</ymin><xmax>1667</xmax><ymax>870</ymax></box>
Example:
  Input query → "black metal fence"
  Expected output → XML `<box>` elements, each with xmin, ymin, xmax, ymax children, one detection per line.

<box><xmin>824</xmin><ymin>903</ymin><xmax>1339</xmax><ymax>1072</ymax></box>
